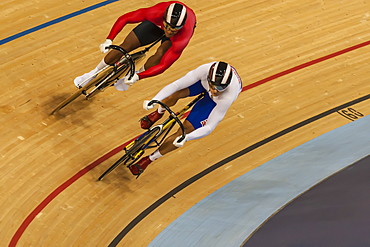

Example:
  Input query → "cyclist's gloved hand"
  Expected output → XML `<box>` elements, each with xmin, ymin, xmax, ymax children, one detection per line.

<box><xmin>99</xmin><ymin>39</ymin><xmax>112</xmax><ymax>53</ymax></box>
<box><xmin>124</xmin><ymin>73</ymin><xmax>139</xmax><ymax>85</ymax></box>
<box><xmin>173</xmin><ymin>135</ymin><xmax>187</xmax><ymax>148</ymax></box>
<box><xmin>143</xmin><ymin>100</ymin><xmax>156</xmax><ymax>110</ymax></box>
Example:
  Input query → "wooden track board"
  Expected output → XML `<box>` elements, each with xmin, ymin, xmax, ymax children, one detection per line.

<box><xmin>1</xmin><ymin>0</ymin><xmax>370</xmax><ymax>246</ymax></box>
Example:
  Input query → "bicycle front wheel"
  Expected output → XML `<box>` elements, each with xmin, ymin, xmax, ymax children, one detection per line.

<box><xmin>102</xmin><ymin>51</ymin><xmax>146</xmax><ymax>83</ymax></box>
<box><xmin>98</xmin><ymin>127</ymin><xmax>160</xmax><ymax>181</ymax></box>
<box><xmin>124</xmin><ymin>126</ymin><xmax>161</xmax><ymax>167</ymax></box>
<box><xmin>98</xmin><ymin>152</ymin><xmax>131</xmax><ymax>181</ymax></box>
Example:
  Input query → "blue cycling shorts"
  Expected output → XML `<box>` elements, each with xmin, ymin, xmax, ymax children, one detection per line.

<box><xmin>186</xmin><ymin>80</ymin><xmax>216</xmax><ymax>129</ymax></box>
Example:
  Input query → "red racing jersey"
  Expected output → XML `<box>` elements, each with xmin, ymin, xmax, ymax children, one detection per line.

<box><xmin>106</xmin><ymin>1</ymin><xmax>196</xmax><ymax>79</ymax></box>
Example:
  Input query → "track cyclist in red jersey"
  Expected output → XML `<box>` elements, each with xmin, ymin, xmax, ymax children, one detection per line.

<box><xmin>129</xmin><ymin>61</ymin><xmax>243</xmax><ymax>176</ymax></box>
<box><xmin>74</xmin><ymin>2</ymin><xmax>196</xmax><ymax>91</ymax></box>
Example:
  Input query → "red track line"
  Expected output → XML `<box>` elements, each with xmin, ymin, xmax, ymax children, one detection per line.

<box><xmin>242</xmin><ymin>40</ymin><xmax>370</xmax><ymax>92</ymax></box>
<box><xmin>9</xmin><ymin>39</ymin><xmax>370</xmax><ymax>246</ymax></box>
<box><xmin>9</xmin><ymin>141</ymin><xmax>131</xmax><ymax>247</ymax></box>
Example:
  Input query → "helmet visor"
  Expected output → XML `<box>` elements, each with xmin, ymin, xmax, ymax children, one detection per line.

<box><xmin>164</xmin><ymin>21</ymin><xmax>183</xmax><ymax>31</ymax></box>
<box><xmin>207</xmin><ymin>77</ymin><xmax>228</xmax><ymax>92</ymax></box>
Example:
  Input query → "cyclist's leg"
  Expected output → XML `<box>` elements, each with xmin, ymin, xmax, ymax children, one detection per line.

<box><xmin>75</xmin><ymin>21</ymin><xmax>160</xmax><ymax>88</ymax></box>
<box><xmin>113</xmin><ymin>21</ymin><xmax>166</xmax><ymax>91</ymax></box>
<box><xmin>114</xmin><ymin>21</ymin><xmax>165</xmax><ymax>67</ymax></box>
<box><xmin>162</xmin><ymin>81</ymin><xmax>205</xmax><ymax>108</ymax></box>
<box><xmin>162</xmin><ymin>87</ymin><xmax>189</xmax><ymax>107</ymax></box>
<box><xmin>132</xmin><ymin>93</ymin><xmax>215</xmax><ymax>175</ymax></box>
<box><xmin>129</xmin><ymin>119</ymin><xmax>195</xmax><ymax>176</ymax></box>
<box><xmin>101</xmin><ymin>20</ymin><xmax>165</xmax><ymax>65</ymax></box>
<box><xmin>143</xmin><ymin>39</ymin><xmax>171</xmax><ymax>70</ymax></box>
<box><xmin>140</xmin><ymin>81</ymin><xmax>204</xmax><ymax>129</ymax></box>
<box><xmin>157</xmin><ymin>93</ymin><xmax>215</xmax><ymax>155</ymax></box>
<box><xmin>140</xmin><ymin>88</ymin><xmax>190</xmax><ymax>129</ymax></box>
<box><xmin>157</xmin><ymin>119</ymin><xmax>195</xmax><ymax>155</ymax></box>
<box><xmin>103</xmin><ymin>31</ymin><xmax>141</xmax><ymax>65</ymax></box>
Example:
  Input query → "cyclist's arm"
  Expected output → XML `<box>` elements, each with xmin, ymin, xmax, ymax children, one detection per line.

<box><xmin>138</xmin><ymin>26</ymin><xmax>194</xmax><ymax>79</ymax></box>
<box><xmin>152</xmin><ymin>64</ymin><xmax>208</xmax><ymax>101</ymax></box>
<box><xmin>106</xmin><ymin>5</ymin><xmax>161</xmax><ymax>40</ymax></box>
<box><xmin>138</xmin><ymin>47</ymin><xmax>182</xmax><ymax>79</ymax></box>
<box><xmin>186</xmin><ymin>100</ymin><xmax>232</xmax><ymax>141</ymax></box>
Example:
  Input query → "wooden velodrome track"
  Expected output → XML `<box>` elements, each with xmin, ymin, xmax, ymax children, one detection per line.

<box><xmin>1</xmin><ymin>0</ymin><xmax>370</xmax><ymax>246</ymax></box>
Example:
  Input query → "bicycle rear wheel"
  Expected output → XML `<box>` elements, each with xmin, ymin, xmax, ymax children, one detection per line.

<box><xmin>98</xmin><ymin>127</ymin><xmax>160</xmax><ymax>181</ymax></box>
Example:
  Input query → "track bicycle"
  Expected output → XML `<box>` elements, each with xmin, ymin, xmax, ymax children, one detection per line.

<box><xmin>50</xmin><ymin>36</ymin><xmax>164</xmax><ymax>114</ymax></box>
<box><xmin>98</xmin><ymin>92</ymin><xmax>205</xmax><ymax>180</ymax></box>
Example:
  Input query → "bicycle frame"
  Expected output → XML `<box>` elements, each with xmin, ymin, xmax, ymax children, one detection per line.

<box><xmin>98</xmin><ymin>92</ymin><xmax>205</xmax><ymax>180</ymax></box>
<box><xmin>131</xmin><ymin>92</ymin><xmax>206</xmax><ymax>153</ymax></box>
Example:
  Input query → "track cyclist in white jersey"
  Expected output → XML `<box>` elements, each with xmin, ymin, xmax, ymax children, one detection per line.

<box><xmin>129</xmin><ymin>61</ymin><xmax>243</xmax><ymax>176</ymax></box>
